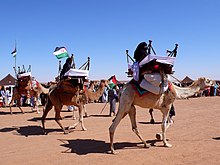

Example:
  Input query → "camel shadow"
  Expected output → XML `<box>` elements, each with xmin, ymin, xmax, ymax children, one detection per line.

<box><xmin>59</xmin><ymin>139</ymin><xmax>145</xmax><ymax>155</ymax></box>
<box><xmin>89</xmin><ymin>114</ymin><xmax>111</xmax><ymax>118</ymax></box>
<box><xmin>28</xmin><ymin>115</ymin><xmax>76</xmax><ymax>122</ymax></box>
<box><xmin>213</xmin><ymin>137</ymin><xmax>220</xmax><ymax>140</ymax></box>
<box><xmin>0</xmin><ymin>111</ymin><xmax>22</xmax><ymax>115</ymax></box>
<box><xmin>0</xmin><ymin>110</ymin><xmax>37</xmax><ymax>115</ymax></box>
<box><xmin>14</xmin><ymin>125</ymin><xmax>48</xmax><ymax>136</ymax></box>
<box><xmin>0</xmin><ymin>125</ymin><xmax>46</xmax><ymax>136</ymax></box>
<box><xmin>0</xmin><ymin>127</ymin><xmax>17</xmax><ymax>132</ymax></box>
<box><xmin>139</xmin><ymin>121</ymin><xmax>162</xmax><ymax>125</ymax></box>
<box><xmin>146</xmin><ymin>139</ymin><xmax>163</xmax><ymax>146</ymax></box>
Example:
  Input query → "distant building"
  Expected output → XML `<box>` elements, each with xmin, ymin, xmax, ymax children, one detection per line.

<box><xmin>0</xmin><ymin>74</ymin><xmax>16</xmax><ymax>93</ymax></box>
<box><xmin>181</xmin><ymin>76</ymin><xmax>194</xmax><ymax>86</ymax></box>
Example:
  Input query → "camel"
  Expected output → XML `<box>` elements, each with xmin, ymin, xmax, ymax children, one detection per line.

<box><xmin>108</xmin><ymin>77</ymin><xmax>213</xmax><ymax>154</ymax></box>
<box><xmin>83</xmin><ymin>80</ymin><xmax>109</xmax><ymax>116</ymax></box>
<box><xmin>9</xmin><ymin>76</ymin><xmax>49</xmax><ymax>114</ymax></box>
<box><xmin>41</xmin><ymin>79</ymin><xmax>108</xmax><ymax>134</ymax></box>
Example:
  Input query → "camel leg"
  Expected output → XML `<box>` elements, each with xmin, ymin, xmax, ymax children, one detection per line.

<box><xmin>9</xmin><ymin>96</ymin><xmax>24</xmax><ymax>114</ymax></box>
<box><xmin>69</xmin><ymin>104</ymin><xmax>87</xmax><ymax>131</ymax></box>
<box><xmin>41</xmin><ymin>99</ymin><xmax>53</xmax><ymax>134</ymax></box>
<box><xmin>129</xmin><ymin>105</ymin><xmax>150</xmax><ymax>148</ymax></box>
<box><xmin>17</xmin><ymin>98</ymin><xmax>24</xmax><ymax>114</ymax></box>
<box><xmin>9</xmin><ymin>99</ymin><xmax>14</xmax><ymax>114</ymax></box>
<box><xmin>35</xmin><ymin>97</ymin><xmax>40</xmax><ymax>114</ymax></box>
<box><xmin>161</xmin><ymin>107</ymin><xmax>172</xmax><ymax>147</ymax></box>
<box><xmin>18</xmin><ymin>106</ymin><xmax>24</xmax><ymax>113</ymax></box>
<box><xmin>149</xmin><ymin>108</ymin><xmax>155</xmax><ymax>124</ymax></box>
<box><xmin>108</xmin><ymin>104</ymin><xmax>130</xmax><ymax>154</ymax></box>
<box><xmin>79</xmin><ymin>104</ymin><xmax>87</xmax><ymax>130</ymax></box>
<box><xmin>83</xmin><ymin>105</ymin><xmax>88</xmax><ymax>117</ymax></box>
<box><xmin>54</xmin><ymin>106</ymin><xmax>69</xmax><ymax>134</ymax></box>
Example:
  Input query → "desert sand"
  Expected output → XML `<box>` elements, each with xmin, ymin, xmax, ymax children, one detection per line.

<box><xmin>0</xmin><ymin>97</ymin><xmax>220</xmax><ymax>165</ymax></box>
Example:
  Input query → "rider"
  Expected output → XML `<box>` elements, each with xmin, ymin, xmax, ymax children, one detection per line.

<box><xmin>133</xmin><ymin>42</ymin><xmax>148</xmax><ymax>62</ymax></box>
<box><xmin>59</xmin><ymin>54</ymin><xmax>73</xmax><ymax>81</ymax></box>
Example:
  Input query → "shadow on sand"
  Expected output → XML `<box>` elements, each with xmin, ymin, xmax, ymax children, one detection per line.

<box><xmin>58</xmin><ymin>138</ymin><xmax>149</xmax><ymax>155</ymax></box>
<box><xmin>0</xmin><ymin>110</ymin><xmax>35</xmax><ymax>115</ymax></box>
<box><xmin>213</xmin><ymin>137</ymin><xmax>220</xmax><ymax>140</ymax></box>
<box><xmin>139</xmin><ymin>121</ymin><xmax>162</xmax><ymax>125</ymax></box>
<box><xmin>89</xmin><ymin>114</ymin><xmax>111</xmax><ymax>118</ymax></box>
<box><xmin>0</xmin><ymin>125</ymin><xmax>62</xmax><ymax>136</ymax></box>
<box><xmin>15</xmin><ymin>125</ymin><xmax>45</xmax><ymax>136</ymax></box>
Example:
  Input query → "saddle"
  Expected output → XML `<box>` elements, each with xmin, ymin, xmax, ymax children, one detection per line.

<box><xmin>57</xmin><ymin>79</ymin><xmax>83</xmax><ymax>94</ymax></box>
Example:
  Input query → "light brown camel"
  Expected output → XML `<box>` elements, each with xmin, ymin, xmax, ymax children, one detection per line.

<box><xmin>9</xmin><ymin>76</ymin><xmax>49</xmax><ymax>114</ymax></box>
<box><xmin>82</xmin><ymin>80</ymin><xmax>109</xmax><ymax>116</ymax></box>
<box><xmin>41</xmin><ymin>79</ymin><xmax>108</xmax><ymax>134</ymax></box>
<box><xmin>108</xmin><ymin>77</ymin><xmax>213</xmax><ymax>154</ymax></box>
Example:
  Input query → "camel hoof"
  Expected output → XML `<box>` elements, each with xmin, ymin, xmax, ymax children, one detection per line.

<box><xmin>156</xmin><ymin>133</ymin><xmax>162</xmax><ymax>141</ymax></box>
<box><xmin>84</xmin><ymin>113</ymin><xmax>88</xmax><ymax>117</ymax></box>
<box><xmin>164</xmin><ymin>143</ymin><xmax>172</xmax><ymax>148</ymax></box>
<box><xmin>42</xmin><ymin>130</ymin><xmax>48</xmax><ymax>135</ymax></box>
<box><xmin>144</xmin><ymin>143</ymin><xmax>150</xmax><ymax>148</ymax></box>
<box><xmin>107</xmin><ymin>150</ymin><xmax>118</xmax><ymax>155</ymax></box>
<box><xmin>82</xmin><ymin>128</ymin><xmax>87</xmax><ymax>131</ymax></box>
<box><xmin>150</xmin><ymin>119</ymin><xmax>155</xmax><ymax>124</ymax></box>
<box><xmin>63</xmin><ymin>130</ymin><xmax>69</xmax><ymax>134</ymax></box>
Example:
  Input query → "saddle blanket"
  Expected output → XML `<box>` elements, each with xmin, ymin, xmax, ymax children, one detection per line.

<box><xmin>131</xmin><ymin>73</ymin><xmax>169</xmax><ymax>95</ymax></box>
<box><xmin>64</xmin><ymin>68</ymin><xmax>89</xmax><ymax>78</ymax></box>
<box><xmin>131</xmin><ymin>80</ymin><xmax>149</xmax><ymax>96</ymax></box>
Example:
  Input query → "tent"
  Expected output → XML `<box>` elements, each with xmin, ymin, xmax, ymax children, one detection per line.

<box><xmin>181</xmin><ymin>76</ymin><xmax>194</xmax><ymax>86</ymax></box>
<box><xmin>0</xmin><ymin>74</ymin><xmax>16</xmax><ymax>86</ymax></box>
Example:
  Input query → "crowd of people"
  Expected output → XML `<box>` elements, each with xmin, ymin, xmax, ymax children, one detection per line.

<box><xmin>201</xmin><ymin>82</ymin><xmax>220</xmax><ymax>97</ymax></box>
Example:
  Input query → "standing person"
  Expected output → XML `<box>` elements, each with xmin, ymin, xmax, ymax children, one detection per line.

<box><xmin>6</xmin><ymin>87</ymin><xmax>12</xmax><ymax>106</ymax></box>
<box><xmin>0</xmin><ymin>86</ymin><xmax>7</xmax><ymax>107</ymax></box>
<box><xmin>102</xmin><ymin>86</ymin><xmax>108</xmax><ymax>103</ymax></box>
<box><xmin>0</xmin><ymin>86</ymin><xmax>3</xmax><ymax>107</ymax></box>
<box><xmin>108</xmin><ymin>85</ymin><xmax>118</xmax><ymax>117</ymax></box>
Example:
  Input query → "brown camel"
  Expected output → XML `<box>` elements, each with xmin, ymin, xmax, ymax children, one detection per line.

<box><xmin>109</xmin><ymin>77</ymin><xmax>213</xmax><ymax>154</ymax></box>
<box><xmin>9</xmin><ymin>76</ymin><xmax>49</xmax><ymax>114</ymax></box>
<box><xmin>41</xmin><ymin>79</ymin><xmax>108</xmax><ymax>134</ymax></box>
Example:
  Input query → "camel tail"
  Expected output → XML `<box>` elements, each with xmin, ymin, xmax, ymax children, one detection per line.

<box><xmin>44</xmin><ymin>95</ymin><xmax>53</xmax><ymax>110</ymax></box>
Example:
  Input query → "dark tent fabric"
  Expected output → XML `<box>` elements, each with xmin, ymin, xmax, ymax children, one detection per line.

<box><xmin>0</xmin><ymin>74</ymin><xmax>16</xmax><ymax>86</ymax></box>
<box><xmin>181</xmin><ymin>76</ymin><xmax>194</xmax><ymax>84</ymax></box>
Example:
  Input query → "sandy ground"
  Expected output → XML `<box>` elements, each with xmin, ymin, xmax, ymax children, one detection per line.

<box><xmin>0</xmin><ymin>97</ymin><xmax>220</xmax><ymax>165</ymax></box>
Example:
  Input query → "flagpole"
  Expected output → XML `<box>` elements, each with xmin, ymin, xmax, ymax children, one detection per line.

<box><xmin>14</xmin><ymin>40</ymin><xmax>17</xmax><ymax>77</ymax></box>
<box><xmin>15</xmin><ymin>40</ymin><xmax>17</xmax><ymax>69</ymax></box>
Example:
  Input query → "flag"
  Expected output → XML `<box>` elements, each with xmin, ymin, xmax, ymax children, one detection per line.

<box><xmin>53</xmin><ymin>47</ymin><xmax>69</xmax><ymax>59</ymax></box>
<box><xmin>11</xmin><ymin>47</ymin><xmax>17</xmax><ymax>57</ymax></box>
<box><xmin>108</xmin><ymin>75</ymin><xmax>117</xmax><ymax>88</ymax></box>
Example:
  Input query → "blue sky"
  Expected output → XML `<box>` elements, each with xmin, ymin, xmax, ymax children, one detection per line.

<box><xmin>1</xmin><ymin>0</ymin><xmax>220</xmax><ymax>82</ymax></box>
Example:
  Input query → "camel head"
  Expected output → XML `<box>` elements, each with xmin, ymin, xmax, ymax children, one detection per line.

<box><xmin>100</xmin><ymin>79</ymin><xmax>109</xmax><ymax>88</ymax></box>
<box><xmin>192</xmin><ymin>77</ymin><xmax>214</xmax><ymax>91</ymax></box>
